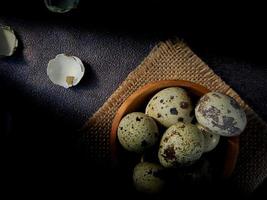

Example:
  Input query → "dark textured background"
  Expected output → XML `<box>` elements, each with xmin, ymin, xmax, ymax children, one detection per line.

<box><xmin>1</xmin><ymin>1</ymin><xmax>266</xmax><ymax>198</ymax></box>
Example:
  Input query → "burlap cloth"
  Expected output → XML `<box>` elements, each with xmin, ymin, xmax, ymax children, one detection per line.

<box><xmin>82</xmin><ymin>40</ymin><xmax>267</xmax><ymax>194</ymax></box>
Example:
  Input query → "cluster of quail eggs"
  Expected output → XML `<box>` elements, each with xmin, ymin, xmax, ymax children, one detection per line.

<box><xmin>117</xmin><ymin>87</ymin><xmax>247</xmax><ymax>194</ymax></box>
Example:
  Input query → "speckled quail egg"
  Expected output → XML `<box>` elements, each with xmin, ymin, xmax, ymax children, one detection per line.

<box><xmin>196</xmin><ymin>123</ymin><xmax>220</xmax><ymax>152</ymax></box>
<box><xmin>133</xmin><ymin>162</ymin><xmax>165</xmax><ymax>194</ymax></box>
<box><xmin>145</xmin><ymin>87</ymin><xmax>193</xmax><ymax>128</ymax></box>
<box><xmin>47</xmin><ymin>54</ymin><xmax>85</xmax><ymax>88</ymax></box>
<box><xmin>0</xmin><ymin>25</ymin><xmax>18</xmax><ymax>57</ymax></box>
<box><xmin>117</xmin><ymin>112</ymin><xmax>159</xmax><ymax>153</ymax></box>
<box><xmin>158</xmin><ymin>122</ymin><xmax>204</xmax><ymax>167</ymax></box>
<box><xmin>195</xmin><ymin>92</ymin><xmax>247</xmax><ymax>137</ymax></box>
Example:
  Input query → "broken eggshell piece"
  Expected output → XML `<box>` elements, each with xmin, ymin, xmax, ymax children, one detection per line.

<box><xmin>44</xmin><ymin>0</ymin><xmax>80</xmax><ymax>13</ymax></box>
<box><xmin>0</xmin><ymin>25</ymin><xmax>18</xmax><ymax>57</ymax></box>
<box><xmin>47</xmin><ymin>54</ymin><xmax>85</xmax><ymax>88</ymax></box>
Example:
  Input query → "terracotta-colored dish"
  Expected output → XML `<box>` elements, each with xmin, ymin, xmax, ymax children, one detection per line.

<box><xmin>111</xmin><ymin>80</ymin><xmax>239</xmax><ymax>178</ymax></box>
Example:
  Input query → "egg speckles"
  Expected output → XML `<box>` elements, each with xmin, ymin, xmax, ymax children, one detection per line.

<box><xmin>133</xmin><ymin>162</ymin><xmax>165</xmax><ymax>194</ymax></box>
<box><xmin>145</xmin><ymin>87</ymin><xmax>193</xmax><ymax>128</ymax></box>
<box><xmin>115</xmin><ymin>86</ymin><xmax>247</xmax><ymax>194</ymax></box>
<box><xmin>117</xmin><ymin>112</ymin><xmax>159</xmax><ymax>153</ymax></box>
<box><xmin>158</xmin><ymin>122</ymin><xmax>204</xmax><ymax>167</ymax></box>
<box><xmin>195</xmin><ymin>92</ymin><xmax>247</xmax><ymax>136</ymax></box>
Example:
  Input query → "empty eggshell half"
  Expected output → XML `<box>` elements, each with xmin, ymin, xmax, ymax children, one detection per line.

<box><xmin>0</xmin><ymin>25</ymin><xmax>18</xmax><ymax>57</ymax></box>
<box><xmin>47</xmin><ymin>54</ymin><xmax>85</xmax><ymax>88</ymax></box>
<box><xmin>44</xmin><ymin>0</ymin><xmax>80</xmax><ymax>13</ymax></box>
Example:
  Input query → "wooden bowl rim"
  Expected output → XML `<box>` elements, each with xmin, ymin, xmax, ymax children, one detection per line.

<box><xmin>110</xmin><ymin>80</ymin><xmax>239</xmax><ymax>178</ymax></box>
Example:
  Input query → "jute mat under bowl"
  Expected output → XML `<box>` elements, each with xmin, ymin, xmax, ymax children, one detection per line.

<box><xmin>82</xmin><ymin>40</ymin><xmax>267</xmax><ymax>194</ymax></box>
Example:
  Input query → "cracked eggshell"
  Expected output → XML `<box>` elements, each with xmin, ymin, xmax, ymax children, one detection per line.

<box><xmin>117</xmin><ymin>112</ymin><xmax>159</xmax><ymax>153</ymax></box>
<box><xmin>47</xmin><ymin>54</ymin><xmax>85</xmax><ymax>88</ymax></box>
<box><xmin>0</xmin><ymin>25</ymin><xmax>18</xmax><ymax>57</ymax></box>
<box><xmin>195</xmin><ymin>92</ymin><xmax>247</xmax><ymax>137</ymax></box>
<box><xmin>197</xmin><ymin>123</ymin><xmax>220</xmax><ymax>152</ymax></box>
<box><xmin>44</xmin><ymin>0</ymin><xmax>79</xmax><ymax>13</ymax></box>
<box><xmin>158</xmin><ymin>122</ymin><xmax>204</xmax><ymax>168</ymax></box>
<box><xmin>145</xmin><ymin>87</ymin><xmax>193</xmax><ymax>128</ymax></box>
<box><xmin>133</xmin><ymin>162</ymin><xmax>165</xmax><ymax>194</ymax></box>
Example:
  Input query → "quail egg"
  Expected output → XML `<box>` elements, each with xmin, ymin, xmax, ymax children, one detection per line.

<box><xmin>196</xmin><ymin>123</ymin><xmax>220</xmax><ymax>152</ymax></box>
<box><xmin>145</xmin><ymin>87</ymin><xmax>193</xmax><ymax>128</ymax></box>
<box><xmin>133</xmin><ymin>162</ymin><xmax>165</xmax><ymax>194</ymax></box>
<box><xmin>195</xmin><ymin>92</ymin><xmax>247</xmax><ymax>137</ymax></box>
<box><xmin>117</xmin><ymin>112</ymin><xmax>159</xmax><ymax>153</ymax></box>
<box><xmin>0</xmin><ymin>25</ymin><xmax>18</xmax><ymax>57</ymax></box>
<box><xmin>47</xmin><ymin>54</ymin><xmax>85</xmax><ymax>88</ymax></box>
<box><xmin>158</xmin><ymin>122</ymin><xmax>204</xmax><ymax>167</ymax></box>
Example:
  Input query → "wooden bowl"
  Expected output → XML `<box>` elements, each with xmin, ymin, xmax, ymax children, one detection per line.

<box><xmin>111</xmin><ymin>80</ymin><xmax>239</xmax><ymax>178</ymax></box>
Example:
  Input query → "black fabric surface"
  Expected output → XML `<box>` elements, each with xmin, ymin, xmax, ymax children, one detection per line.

<box><xmin>1</xmin><ymin>1</ymin><xmax>267</xmax><ymax>197</ymax></box>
